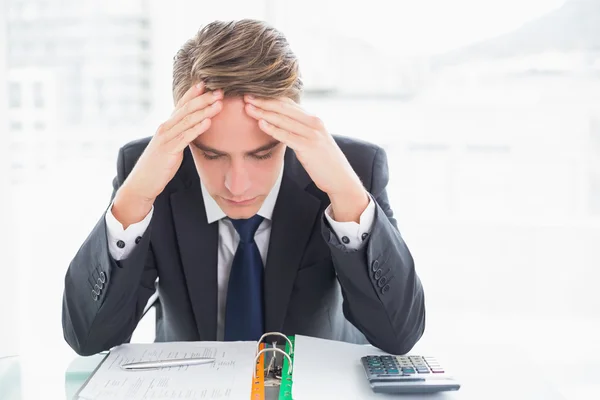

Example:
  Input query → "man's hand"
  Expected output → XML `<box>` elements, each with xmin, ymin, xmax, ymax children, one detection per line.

<box><xmin>112</xmin><ymin>82</ymin><xmax>223</xmax><ymax>228</ymax></box>
<box><xmin>243</xmin><ymin>95</ymin><xmax>369</xmax><ymax>223</ymax></box>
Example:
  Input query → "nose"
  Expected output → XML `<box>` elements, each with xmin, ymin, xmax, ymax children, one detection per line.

<box><xmin>224</xmin><ymin>159</ymin><xmax>251</xmax><ymax>197</ymax></box>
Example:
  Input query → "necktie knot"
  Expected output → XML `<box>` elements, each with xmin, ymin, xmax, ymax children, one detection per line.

<box><xmin>230</xmin><ymin>215</ymin><xmax>264</xmax><ymax>243</ymax></box>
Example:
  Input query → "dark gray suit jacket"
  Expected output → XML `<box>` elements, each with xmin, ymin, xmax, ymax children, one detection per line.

<box><xmin>62</xmin><ymin>135</ymin><xmax>425</xmax><ymax>356</ymax></box>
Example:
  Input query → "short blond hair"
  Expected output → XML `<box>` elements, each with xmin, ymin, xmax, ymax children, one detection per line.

<box><xmin>172</xmin><ymin>19</ymin><xmax>303</xmax><ymax>105</ymax></box>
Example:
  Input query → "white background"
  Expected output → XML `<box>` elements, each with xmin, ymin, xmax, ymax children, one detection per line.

<box><xmin>2</xmin><ymin>0</ymin><xmax>599</xmax><ymax>398</ymax></box>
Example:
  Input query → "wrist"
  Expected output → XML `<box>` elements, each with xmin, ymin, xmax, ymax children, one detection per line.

<box><xmin>112</xmin><ymin>185</ymin><xmax>155</xmax><ymax>230</ymax></box>
<box><xmin>328</xmin><ymin>185</ymin><xmax>369</xmax><ymax>223</ymax></box>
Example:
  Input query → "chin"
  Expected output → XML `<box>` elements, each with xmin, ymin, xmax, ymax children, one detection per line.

<box><xmin>224</xmin><ymin>208</ymin><xmax>260</xmax><ymax>220</ymax></box>
<box><xmin>218</xmin><ymin>201</ymin><xmax>262</xmax><ymax>220</ymax></box>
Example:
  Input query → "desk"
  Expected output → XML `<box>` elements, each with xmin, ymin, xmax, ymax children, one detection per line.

<box><xmin>0</xmin><ymin>342</ymin><xmax>593</xmax><ymax>399</ymax></box>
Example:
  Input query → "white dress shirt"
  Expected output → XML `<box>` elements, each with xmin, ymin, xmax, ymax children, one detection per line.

<box><xmin>105</xmin><ymin>165</ymin><xmax>376</xmax><ymax>340</ymax></box>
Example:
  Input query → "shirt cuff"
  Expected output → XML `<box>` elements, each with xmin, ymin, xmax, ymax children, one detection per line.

<box><xmin>105</xmin><ymin>201</ymin><xmax>154</xmax><ymax>261</ymax></box>
<box><xmin>324</xmin><ymin>194</ymin><xmax>376</xmax><ymax>250</ymax></box>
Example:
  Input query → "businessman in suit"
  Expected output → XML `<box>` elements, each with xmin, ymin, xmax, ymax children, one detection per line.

<box><xmin>62</xmin><ymin>19</ymin><xmax>425</xmax><ymax>356</ymax></box>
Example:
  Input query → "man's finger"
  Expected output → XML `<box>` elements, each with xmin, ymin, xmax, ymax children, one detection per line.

<box><xmin>244</xmin><ymin>95</ymin><xmax>319</xmax><ymax>128</ymax></box>
<box><xmin>166</xmin><ymin>100</ymin><xmax>222</xmax><ymax>142</ymax></box>
<box><xmin>162</xmin><ymin>90</ymin><xmax>223</xmax><ymax>133</ymax></box>
<box><xmin>176</xmin><ymin>82</ymin><xmax>205</xmax><ymax>109</ymax></box>
<box><xmin>170</xmin><ymin>118</ymin><xmax>212</xmax><ymax>154</ymax></box>
<box><xmin>245</xmin><ymin>103</ymin><xmax>317</xmax><ymax>138</ymax></box>
<box><xmin>258</xmin><ymin>119</ymin><xmax>306</xmax><ymax>151</ymax></box>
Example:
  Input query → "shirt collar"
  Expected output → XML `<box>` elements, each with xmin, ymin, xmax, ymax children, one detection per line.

<box><xmin>200</xmin><ymin>164</ymin><xmax>284</xmax><ymax>224</ymax></box>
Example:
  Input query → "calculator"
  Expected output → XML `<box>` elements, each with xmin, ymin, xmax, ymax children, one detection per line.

<box><xmin>361</xmin><ymin>355</ymin><xmax>461</xmax><ymax>394</ymax></box>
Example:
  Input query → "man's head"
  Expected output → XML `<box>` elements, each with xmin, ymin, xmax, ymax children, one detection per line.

<box><xmin>172</xmin><ymin>19</ymin><xmax>302</xmax><ymax>219</ymax></box>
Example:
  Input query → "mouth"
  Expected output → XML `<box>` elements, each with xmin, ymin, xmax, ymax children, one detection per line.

<box><xmin>222</xmin><ymin>197</ymin><xmax>258</xmax><ymax>206</ymax></box>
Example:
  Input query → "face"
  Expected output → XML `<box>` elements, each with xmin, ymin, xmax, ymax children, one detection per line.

<box><xmin>189</xmin><ymin>96</ymin><xmax>286</xmax><ymax>219</ymax></box>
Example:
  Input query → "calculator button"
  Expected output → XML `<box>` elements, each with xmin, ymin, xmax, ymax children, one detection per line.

<box><xmin>401</xmin><ymin>367</ymin><xmax>415</xmax><ymax>374</ymax></box>
<box><xmin>431</xmin><ymin>369</ymin><xmax>445</xmax><ymax>374</ymax></box>
<box><xmin>387</xmin><ymin>369</ymin><xmax>400</xmax><ymax>374</ymax></box>
<box><xmin>416</xmin><ymin>369</ymin><xmax>430</xmax><ymax>374</ymax></box>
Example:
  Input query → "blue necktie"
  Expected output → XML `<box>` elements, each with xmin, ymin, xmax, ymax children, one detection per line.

<box><xmin>224</xmin><ymin>215</ymin><xmax>265</xmax><ymax>341</ymax></box>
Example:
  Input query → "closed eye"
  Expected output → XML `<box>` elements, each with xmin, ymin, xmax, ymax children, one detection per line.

<box><xmin>201</xmin><ymin>152</ymin><xmax>223</xmax><ymax>160</ymax></box>
<box><xmin>252</xmin><ymin>152</ymin><xmax>273</xmax><ymax>160</ymax></box>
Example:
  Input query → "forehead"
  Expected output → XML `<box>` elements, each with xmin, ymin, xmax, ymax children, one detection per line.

<box><xmin>194</xmin><ymin>96</ymin><xmax>271</xmax><ymax>153</ymax></box>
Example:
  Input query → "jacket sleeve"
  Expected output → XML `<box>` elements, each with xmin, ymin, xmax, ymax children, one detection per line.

<box><xmin>62</xmin><ymin>146</ymin><xmax>158</xmax><ymax>356</ymax></box>
<box><xmin>322</xmin><ymin>147</ymin><xmax>426</xmax><ymax>355</ymax></box>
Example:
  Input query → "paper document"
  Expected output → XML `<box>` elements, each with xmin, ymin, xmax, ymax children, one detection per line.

<box><xmin>291</xmin><ymin>335</ymin><xmax>455</xmax><ymax>400</ymax></box>
<box><xmin>77</xmin><ymin>341</ymin><xmax>257</xmax><ymax>400</ymax></box>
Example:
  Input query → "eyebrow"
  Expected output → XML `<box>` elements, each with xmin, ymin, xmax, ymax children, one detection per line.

<box><xmin>193</xmin><ymin>140</ymin><xmax>281</xmax><ymax>156</ymax></box>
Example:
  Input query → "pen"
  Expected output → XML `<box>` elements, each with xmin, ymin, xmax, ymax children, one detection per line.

<box><xmin>121</xmin><ymin>357</ymin><xmax>216</xmax><ymax>370</ymax></box>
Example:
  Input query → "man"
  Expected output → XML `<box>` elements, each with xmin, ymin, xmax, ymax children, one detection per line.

<box><xmin>62</xmin><ymin>19</ymin><xmax>425</xmax><ymax>356</ymax></box>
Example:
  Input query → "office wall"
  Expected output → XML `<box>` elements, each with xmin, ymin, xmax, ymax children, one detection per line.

<box><xmin>0</xmin><ymin>0</ymin><xmax>19</xmax><ymax>357</ymax></box>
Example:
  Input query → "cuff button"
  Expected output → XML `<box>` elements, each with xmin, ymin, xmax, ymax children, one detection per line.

<box><xmin>371</xmin><ymin>260</ymin><xmax>379</xmax><ymax>272</ymax></box>
<box><xmin>381</xmin><ymin>284</ymin><xmax>390</xmax><ymax>294</ymax></box>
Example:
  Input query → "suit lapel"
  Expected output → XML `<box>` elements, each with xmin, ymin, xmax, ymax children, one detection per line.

<box><xmin>169</xmin><ymin>148</ymin><xmax>320</xmax><ymax>338</ymax></box>
<box><xmin>170</xmin><ymin>153</ymin><xmax>219</xmax><ymax>341</ymax></box>
<box><xmin>264</xmin><ymin>152</ymin><xmax>321</xmax><ymax>333</ymax></box>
